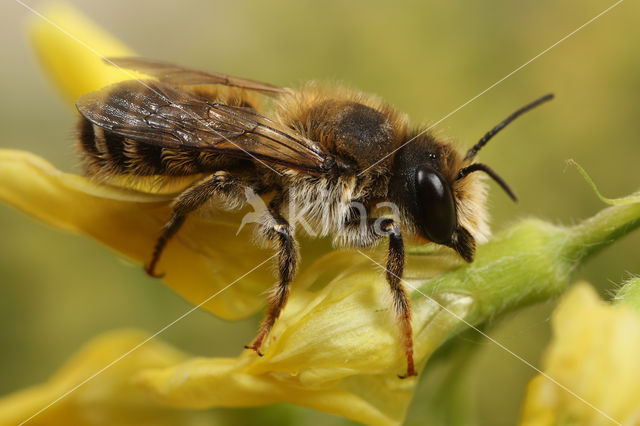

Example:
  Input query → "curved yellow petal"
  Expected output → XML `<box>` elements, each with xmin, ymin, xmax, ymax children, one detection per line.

<box><xmin>29</xmin><ymin>2</ymin><xmax>146</xmax><ymax>104</ymax></box>
<box><xmin>0</xmin><ymin>330</ymin><xmax>196</xmax><ymax>426</ymax></box>
<box><xmin>137</xmin><ymin>357</ymin><xmax>405</xmax><ymax>426</ymax></box>
<box><xmin>0</xmin><ymin>149</ymin><xmax>276</xmax><ymax>319</ymax></box>
<box><xmin>519</xmin><ymin>283</ymin><xmax>640</xmax><ymax>425</ymax></box>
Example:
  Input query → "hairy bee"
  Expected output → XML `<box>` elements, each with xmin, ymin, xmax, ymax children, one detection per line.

<box><xmin>76</xmin><ymin>57</ymin><xmax>552</xmax><ymax>377</ymax></box>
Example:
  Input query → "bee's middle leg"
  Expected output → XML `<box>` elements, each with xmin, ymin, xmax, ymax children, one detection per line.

<box><xmin>245</xmin><ymin>196</ymin><xmax>297</xmax><ymax>355</ymax></box>
<box><xmin>146</xmin><ymin>171</ymin><xmax>241</xmax><ymax>277</ymax></box>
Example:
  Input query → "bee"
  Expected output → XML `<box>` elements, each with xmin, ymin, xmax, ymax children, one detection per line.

<box><xmin>76</xmin><ymin>57</ymin><xmax>553</xmax><ymax>378</ymax></box>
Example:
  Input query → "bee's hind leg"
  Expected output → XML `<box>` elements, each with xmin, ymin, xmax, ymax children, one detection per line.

<box><xmin>245</xmin><ymin>195</ymin><xmax>297</xmax><ymax>355</ymax></box>
<box><xmin>146</xmin><ymin>214</ymin><xmax>186</xmax><ymax>278</ymax></box>
<box><xmin>146</xmin><ymin>171</ymin><xmax>240</xmax><ymax>277</ymax></box>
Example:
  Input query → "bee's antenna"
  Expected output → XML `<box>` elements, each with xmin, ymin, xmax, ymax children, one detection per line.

<box><xmin>464</xmin><ymin>93</ymin><xmax>554</xmax><ymax>161</ymax></box>
<box><xmin>457</xmin><ymin>163</ymin><xmax>517</xmax><ymax>202</ymax></box>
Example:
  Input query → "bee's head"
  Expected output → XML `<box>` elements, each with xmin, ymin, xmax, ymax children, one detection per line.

<box><xmin>388</xmin><ymin>94</ymin><xmax>553</xmax><ymax>261</ymax></box>
<box><xmin>388</xmin><ymin>134</ymin><xmax>491</xmax><ymax>262</ymax></box>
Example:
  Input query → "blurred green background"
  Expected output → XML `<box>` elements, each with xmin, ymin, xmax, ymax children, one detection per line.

<box><xmin>0</xmin><ymin>1</ymin><xmax>638</xmax><ymax>424</ymax></box>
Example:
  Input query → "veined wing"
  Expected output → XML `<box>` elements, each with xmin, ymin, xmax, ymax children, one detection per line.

<box><xmin>76</xmin><ymin>79</ymin><xmax>329</xmax><ymax>173</ymax></box>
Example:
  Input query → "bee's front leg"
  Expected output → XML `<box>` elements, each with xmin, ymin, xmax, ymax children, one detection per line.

<box><xmin>245</xmin><ymin>195</ymin><xmax>297</xmax><ymax>355</ymax></box>
<box><xmin>339</xmin><ymin>214</ymin><xmax>416</xmax><ymax>378</ymax></box>
<box><xmin>379</xmin><ymin>218</ymin><xmax>416</xmax><ymax>378</ymax></box>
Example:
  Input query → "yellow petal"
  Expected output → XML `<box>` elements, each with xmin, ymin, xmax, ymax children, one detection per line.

<box><xmin>519</xmin><ymin>283</ymin><xmax>640</xmax><ymax>425</ymax></box>
<box><xmin>134</xmin><ymin>252</ymin><xmax>472</xmax><ymax>426</ymax></box>
<box><xmin>29</xmin><ymin>2</ymin><xmax>146</xmax><ymax>104</ymax></box>
<box><xmin>0</xmin><ymin>149</ymin><xmax>277</xmax><ymax>319</ymax></box>
<box><xmin>0</xmin><ymin>330</ymin><xmax>197</xmax><ymax>426</ymax></box>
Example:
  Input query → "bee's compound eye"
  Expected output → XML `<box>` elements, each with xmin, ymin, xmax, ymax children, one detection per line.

<box><xmin>415</xmin><ymin>165</ymin><xmax>457</xmax><ymax>244</ymax></box>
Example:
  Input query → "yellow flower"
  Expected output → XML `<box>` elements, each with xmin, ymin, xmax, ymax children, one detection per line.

<box><xmin>519</xmin><ymin>282</ymin><xmax>640</xmax><ymax>426</ymax></box>
<box><xmin>1</xmin><ymin>145</ymin><xmax>470</xmax><ymax>425</ymax></box>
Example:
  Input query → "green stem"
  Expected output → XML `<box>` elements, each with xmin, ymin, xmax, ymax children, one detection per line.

<box><xmin>565</xmin><ymin>202</ymin><xmax>640</xmax><ymax>262</ymax></box>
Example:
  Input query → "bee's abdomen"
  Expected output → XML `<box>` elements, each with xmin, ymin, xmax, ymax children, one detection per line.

<box><xmin>77</xmin><ymin>118</ymin><xmax>215</xmax><ymax>177</ymax></box>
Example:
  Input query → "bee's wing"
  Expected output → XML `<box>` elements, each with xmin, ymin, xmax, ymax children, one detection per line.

<box><xmin>77</xmin><ymin>79</ymin><xmax>328</xmax><ymax>173</ymax></box>
<box><xmin>108</xmin><ymin>57</ymin><xmax>287</xmax><ymax>96</ymax></box>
